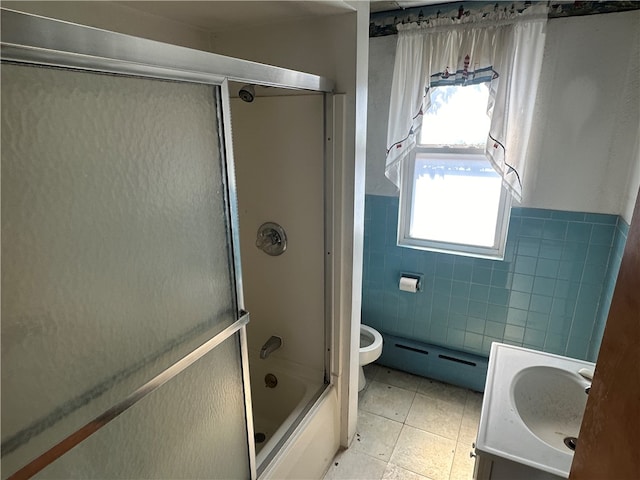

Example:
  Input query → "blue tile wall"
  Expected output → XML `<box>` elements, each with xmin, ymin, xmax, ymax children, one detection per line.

<box><xmin>362</xmin><ymin>194</ymin><xmax>627</xmax><ymax>362</ymax></box>
<box><xmin>587</xmin><ymin>218</ymin><xmax>628</xmax><ymax>360</ymax></box>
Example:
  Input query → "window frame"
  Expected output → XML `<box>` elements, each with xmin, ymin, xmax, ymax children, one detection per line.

<box><xmin>398</xmin><ymin>146</ymin><xmax>512</xmax><ymax>260</ymax></box>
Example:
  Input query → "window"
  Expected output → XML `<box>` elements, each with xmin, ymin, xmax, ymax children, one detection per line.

<box><xmin>398</xmin><ymin>83</ymin><xmax>511</xmax><ymax>259</ymax></box>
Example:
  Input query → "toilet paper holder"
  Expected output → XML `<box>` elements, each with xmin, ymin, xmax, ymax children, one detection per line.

<box><xmin>399</xmin><ymin>272</ymin><xmax>423</xmax><ymax>293</ymax></box>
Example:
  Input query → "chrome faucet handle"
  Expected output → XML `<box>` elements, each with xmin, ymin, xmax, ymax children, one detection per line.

<box><xmin>578</xmin><ymin>367</ymin><xmax>593</xmax><ymax>394</ymax></box>
<box><xmin>256</xmin><ymin>222</ymin><xmax>287</xmax><ymax>256</ymax></box>
<box><xmin>578</xmin><ymin>367</ymin><xmax>594</xmax><ymax>381</ymax></box>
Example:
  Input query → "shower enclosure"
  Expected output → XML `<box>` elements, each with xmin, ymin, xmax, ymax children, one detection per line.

<box><xmin>230</xmin><ymin>86</ymin><xmax>328</xmax><ymax>471</ymax></box>
<box><xmin>1</xmin><ymin>9</ymin><xmax>333</xmax><ymax>479</ymax></box>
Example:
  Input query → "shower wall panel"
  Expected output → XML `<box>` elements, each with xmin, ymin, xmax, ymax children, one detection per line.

<box><xmin>231</xmin><ymin>94</ymin><xmax>325</xmax><ymax>378</ymax></box>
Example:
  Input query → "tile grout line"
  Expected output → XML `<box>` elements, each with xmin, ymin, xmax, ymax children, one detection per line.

<box><xmin>449</xmin><ymin>390</ymin><xmax>471</xmax><ymax>479</ymax></box>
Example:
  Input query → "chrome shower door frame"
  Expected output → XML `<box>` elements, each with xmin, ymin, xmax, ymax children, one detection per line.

<box><xmin>1</xmin><ymin>8</ymin><xmax>334</xmax><ymax>479</ymax></box>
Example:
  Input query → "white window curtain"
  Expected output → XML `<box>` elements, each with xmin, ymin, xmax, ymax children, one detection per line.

<box><xmin>385</xmin><ymin>5</ymin><xmax>548</xmax><ymax>202</ymax></box>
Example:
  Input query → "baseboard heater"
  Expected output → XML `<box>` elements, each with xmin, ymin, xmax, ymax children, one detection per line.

<box><xmin>376</xmin><ymin>332</ymin><xmax>488</xmax><ymax>392</ymax></box>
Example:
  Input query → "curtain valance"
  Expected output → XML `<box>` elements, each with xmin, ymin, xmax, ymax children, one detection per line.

<box><xmin>385</xmin><ymin>5</ymin><xmax>548</xmax><ymax>202</ymax></box>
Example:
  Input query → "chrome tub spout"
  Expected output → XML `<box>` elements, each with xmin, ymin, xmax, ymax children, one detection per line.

<box><xmin>260</xmin><ymin>336</ymin><xmax>282</xmax><ymax>359</ymax></box>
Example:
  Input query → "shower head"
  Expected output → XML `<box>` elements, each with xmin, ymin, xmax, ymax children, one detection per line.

<box><xmin>239</xmin><ymin>84</ymin><xmax>255</xmax><ymax>103</ymax></box>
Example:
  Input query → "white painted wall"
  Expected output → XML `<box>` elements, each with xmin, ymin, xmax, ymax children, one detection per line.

<box><xmin>366</xmin><ymin>35</ymin><xmax>399</xmax><ymax>197</ymax></box>
<box><xmin>210</xmin><ymin>12</ymin><xmax>357</xmax><ymax>94</ymax></box>
<box><xmin>2</xmin><ymin>1</ymin><xmax>214</xmax><ymax>51</ymax></box>
<box><xmin>366</xmin><ymin>11</ymin><xmax>640</xmax><ymax>219</ymax></box>
<box><xmin>622</xmin><ymin>131</ymin><xmax>640</xmax><ymax>223</ymax></box>
<box><xmin>523</xmin><ymin>11</ymin><xmax>640</xmax><ymax>216</ymax></box>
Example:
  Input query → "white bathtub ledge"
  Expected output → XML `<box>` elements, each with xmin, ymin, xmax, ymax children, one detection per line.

<box><xmin>259</xmin><ymin>385</ymin><xmax>340</xmax><ymax>480</ymax></box>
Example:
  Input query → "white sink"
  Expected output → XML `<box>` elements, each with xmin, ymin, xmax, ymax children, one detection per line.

<box><xmin>512</xmin><ymin>366</ymin><xmax>588</xmax><ymax>451</ymax></box>
<box><xmin>476</xmin><ymin>343</ymin><xmax>594</xmax><ymax>478</ymax></box>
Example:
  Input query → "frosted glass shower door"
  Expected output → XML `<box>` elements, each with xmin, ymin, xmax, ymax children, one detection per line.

<box><xmin>1</xmin><ymin>63</ymin><xmax>251</xmax><ymax>478</ymax></box>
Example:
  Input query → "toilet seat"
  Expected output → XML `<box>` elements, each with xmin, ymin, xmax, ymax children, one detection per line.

<box><xmin>360</xmin><ymin>324</ymin><xmax>383</xmax><ymax>364</ymax></box>
<box><xmin>359</xmin><ymin>324</ymin><xmax>383</xmax><ymax>391</ymax></box>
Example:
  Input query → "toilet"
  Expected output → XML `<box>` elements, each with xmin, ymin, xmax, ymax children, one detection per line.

<box><xmin>359</xmin><ymin>324</ymin><xmax>383</xmax><ymax>391</ymax></box>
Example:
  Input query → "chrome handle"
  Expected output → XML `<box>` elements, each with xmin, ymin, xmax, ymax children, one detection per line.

<box><xmin>256</xmin><ymin>222</ymin><xmax>287</xmax><ymax>256</ymax></box>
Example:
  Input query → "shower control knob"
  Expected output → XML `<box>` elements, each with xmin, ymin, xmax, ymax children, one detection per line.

<box><xmin>256</xmin><ymin>222</ymin><xmax>287</xmax><ymax>256</ymax></box>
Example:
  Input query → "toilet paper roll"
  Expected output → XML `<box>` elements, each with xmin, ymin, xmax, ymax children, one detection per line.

<box><xmin>399</xmin><ymin>276</ymin><xmax>419</xmax><ymax>293</ymax></box>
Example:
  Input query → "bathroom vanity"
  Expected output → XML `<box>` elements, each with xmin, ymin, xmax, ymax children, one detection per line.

<box><xmin>474</xmin><ymin>343</ymin><xmax>595</xmax><ymax>480</ymax></box>
<box><xmin>473</xmin><ymin>450</ymin><xmax>565</xmax><ymax>479</ymax></box>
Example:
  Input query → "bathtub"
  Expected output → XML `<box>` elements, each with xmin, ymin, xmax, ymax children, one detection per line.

<box><xmin>249</xmin><ymin>355</ymin><xmax>323</xmax><ymax>472</ymax></box>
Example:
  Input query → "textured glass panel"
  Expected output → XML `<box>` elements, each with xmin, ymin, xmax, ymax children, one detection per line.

<box><xmin>35</xmin><ymin>334</ymin><xmax>249</xmax><ymax>479</ymax></box>
<box><xmin>1</xmin><ymin>64</ymin><xmax>237</xmax><ymax>473</ymax></box>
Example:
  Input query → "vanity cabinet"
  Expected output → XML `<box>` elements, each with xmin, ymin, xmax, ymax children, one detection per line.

<box><xmin>473</xmin><ymin>451</ymin><xmax>565</xmax><ymax>480</ymax></box>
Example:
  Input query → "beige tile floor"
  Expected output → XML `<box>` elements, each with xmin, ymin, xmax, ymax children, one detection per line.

<box><xmin>323</xmin><ymin>364</ymin><xmax>483</xmax><ymax>480</ymax></box>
